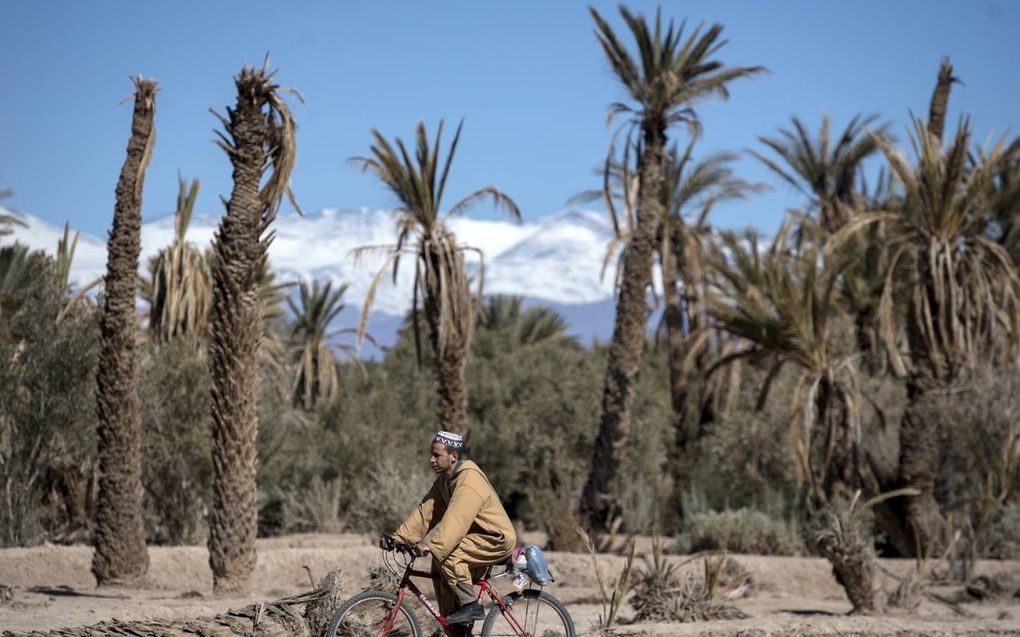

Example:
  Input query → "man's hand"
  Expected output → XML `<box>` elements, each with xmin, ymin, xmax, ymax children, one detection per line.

<box><xmin>414</xmin><ymin>542</ymin><xmax>430</xmax><ymax>557</ymax></box>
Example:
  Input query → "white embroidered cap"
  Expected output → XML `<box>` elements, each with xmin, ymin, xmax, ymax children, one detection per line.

<box><xmin>433</xmin><ymin>430</ymin><xmax>464</xmax><ymax>449</ymax></box>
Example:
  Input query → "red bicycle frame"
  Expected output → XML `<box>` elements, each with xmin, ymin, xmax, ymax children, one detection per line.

<box><xmin>379</xmin><ymin>556</ymin><xmax>533</xmax><ymax>637</ymax></box>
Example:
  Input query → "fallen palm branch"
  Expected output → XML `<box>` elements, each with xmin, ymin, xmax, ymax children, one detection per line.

<box><xmin>5</xmin><ymin>570</ymin><xmax>343</xmax><ymax>637</ymax></box>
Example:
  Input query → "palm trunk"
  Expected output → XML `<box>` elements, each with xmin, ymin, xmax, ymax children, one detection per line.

<box><xmin>893</xmin><ymin>269</ymin><xmax>947</xmax><ymax>555</ymax></box>
<box><xmin>663</xmin><ymin>225</ymin><xmax>693</xmax><ymax>519</ymax></box>
<box><xmin>91</xmin><ymin>78</ymin><xmax>155</xmax><ymax>584</ymax></box>
<box><xmin>207</xmin><ymin>70</ymin><xmax>273</xmax><ymax>592</ymax></box>
<box><xmin>580</xmin><ymin>127</ymin><xmax>666</xmax><ymax>530</ymax></box>
<box><xmin>927</xmin><ymin>58</ymin><xmax>954</xmax><ymax>143</ymax></box>
<box><xmin>423</xmin><ymin>245</ymin><xmax>470</xmax><ymax>435</ymax></box>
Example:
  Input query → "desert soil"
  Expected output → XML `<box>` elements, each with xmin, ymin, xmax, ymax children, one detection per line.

<box><xmin>0</xmin><ymin>533</ymin><xmax>1018</xmax><ymax>636</ymax></box>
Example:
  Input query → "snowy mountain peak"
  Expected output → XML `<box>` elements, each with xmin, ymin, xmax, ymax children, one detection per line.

<box><xmin>1</xmin><ymin>206</ymin><xmax>620</xmax><ymax>316</ymax></box>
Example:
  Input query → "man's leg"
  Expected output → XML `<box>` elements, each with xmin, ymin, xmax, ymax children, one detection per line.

<box><xmin>430</xmin><ymin>553</ymin><xmax>460</xmax><ymax>617</ymax></box>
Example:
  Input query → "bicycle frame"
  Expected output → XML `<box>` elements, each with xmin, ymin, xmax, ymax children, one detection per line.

<box><xmin>380</xmin><ymin>553</ymin><xmax>533</xmax><ymax>637</ymax></box>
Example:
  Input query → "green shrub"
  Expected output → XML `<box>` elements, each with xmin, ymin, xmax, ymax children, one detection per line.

<box><xmin>139</xmin><ymin>338</ymin><xmax>212</xmax><ymax>545</ymax></box>
<box><xmin>0</xmin><ymin>258</ymin><xmax>99</xmax><ymax>547</ymax></box>
<box><xmin>677</xmin><ymin>508</ymin><xmax>804</xmax><ymax>555</ymax></box>
<box><xmin>986</xmin><ymin>502</ymin><xmax>1020</xmax><ymax>559</ymax></box>
<box><xmin>344</xmin><ymin>458</ymin><xmax>432</xmax><ymax>533</ymax></box>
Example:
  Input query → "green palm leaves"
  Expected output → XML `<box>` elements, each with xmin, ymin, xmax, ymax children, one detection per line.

<box><xmin>288</xmin><ymin>280</ymin><xmax>361</xmax><ymax>411</ymax></box>
<box><xmin>590</xmin><ymin>6</ymin><xmax>765</xmax><ymax>136</ymax></box>
<box><xmin>750</xmin><ymin>114</ymin><xmax>887</xmax><ymax>230</ymax></box>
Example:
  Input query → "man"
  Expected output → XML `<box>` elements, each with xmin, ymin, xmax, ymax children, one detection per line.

<box><xmin>385</xmin><ymin>431</ymin><xmax>517</xmax><ymax>625</ymax></box>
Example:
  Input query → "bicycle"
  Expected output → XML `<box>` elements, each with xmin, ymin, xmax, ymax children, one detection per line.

<box><xmin>326</xmin><ymin>538</ymin><xmax>575</xmax><ymax>637</ymax></box>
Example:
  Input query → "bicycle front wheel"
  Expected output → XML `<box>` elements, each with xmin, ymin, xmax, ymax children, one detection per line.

<box><xmin>481</xmin><ymin>589</ymin><xmax>575</xmax><ymax>637</ymax></box>
<box><xmin>326</xmin><ymin>590</ymin><xmax>422</xmax><ymax>637</ymax></box>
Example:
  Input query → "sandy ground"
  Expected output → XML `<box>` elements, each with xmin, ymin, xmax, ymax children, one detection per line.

<box><xmin>0</xmin><ymin>533</ymin><xmax>1018</xmax><ymax>635</ymax></box>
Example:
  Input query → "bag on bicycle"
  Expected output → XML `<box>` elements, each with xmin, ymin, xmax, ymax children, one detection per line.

<box><xmin>519</xmin><ymin>544</ymin><xmax>553</xmax><ymax>585</ymax></box>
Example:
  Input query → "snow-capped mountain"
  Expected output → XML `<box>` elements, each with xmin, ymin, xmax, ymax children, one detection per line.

<box><xmin>2</xmin><ymin>206</ymin><xmax>629</xmax><ymax>348</ymax></box>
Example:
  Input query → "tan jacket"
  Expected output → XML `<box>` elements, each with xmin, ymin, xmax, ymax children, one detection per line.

<box><xmin>393</xmin><ymin>460</ymin><xmax>516</xmax><ymax>562</ymax></box>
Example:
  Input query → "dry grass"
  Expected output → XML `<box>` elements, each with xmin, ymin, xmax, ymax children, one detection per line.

<box><xmin>577</xmin><ymin>526</ymin><xmax>635</xmax><ymax>629</ymax></box>
<box><xmin>630</xmin><ymin>536</ymin><xmax>750</xmax><ymax>622</ymax></box>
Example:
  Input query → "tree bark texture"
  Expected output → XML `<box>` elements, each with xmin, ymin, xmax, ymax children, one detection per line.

<box><xmin>92</xmin><ymin>78</ymin><xmax>156</xmax><ymax>585</ymax></box>
<box><xmin>580</xmin><ymin>127</ymin><xmax>666</xmax><ymax>530</ymax></box>
<box><xmin>207</xmin><ymin>73</ymin><xmax>271</xmax><ymax>592</ymax></box>
<box><xmin>927</xmin><ymin>58</ymin><xmax>955</xmax><ymax>144</ymax></box>
<box><xmin>422</xmin><ymin>246</ymin><xmax>471</xmax><ymax>435</ymax></box>
<box><xmin>893</xmin><ymin>275</ymin><xmax>948</xmax><ymax>556</ymax></box>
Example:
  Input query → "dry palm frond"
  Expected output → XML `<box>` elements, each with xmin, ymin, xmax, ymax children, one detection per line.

<box><xmin>576</xmin><ymin>526</ymin><xmax>635</xmax><ymax>628</ymax></box>
<box><xmin>828</xmin><ymin>116</ymin><xmax>1020</xmax><ymax>380</ymax></box>
<box><xmin>632</xmin><ymin>538</ymin><xmax>749</xmax><ymax>623</ymax></box>
<box><xmin>148</xmin><ymin>175</ymin><xmax>212</xmax><ymax>344</ymax></box>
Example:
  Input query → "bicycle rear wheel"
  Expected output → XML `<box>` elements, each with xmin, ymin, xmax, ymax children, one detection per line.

<box><xmin>326</xmin><ymin>590</ymin><xmax>422</xmax><ymax>637</ymax></box>
<box><xmin>480</xmin><ymin>589</ymin><xmax>574</xmax><ymax>637</ymax></box>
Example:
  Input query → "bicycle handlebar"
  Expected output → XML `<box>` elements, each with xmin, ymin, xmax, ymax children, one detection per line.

<box><xmin>381</xmin><ymin>536</ymin><xmax>428</xmax><ymax>557</ymax></box>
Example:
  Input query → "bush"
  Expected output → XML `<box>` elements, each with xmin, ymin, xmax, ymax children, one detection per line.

<box><xmin>139</xmin><ymin>338</ymin><xmax>212</xmax><ymax>545</ymax></box>
<box><xmin>0</xmin><ymin>257</ymin><xmax>98</xmax><ymax>546</ymax></box>
<box><xmin>986</xmin><ymin>502</ymin><xmax>1020</xmax><ymax>559</ymax></box>
<box><xmin>677</xmin><ymin>508</ymin><xmax>804</xmax><ymax>555</ymax></box>
<box><xmin>344</xmin><ymin>458</ymin><xmax>432</xmax><ymax>533</ymax></box>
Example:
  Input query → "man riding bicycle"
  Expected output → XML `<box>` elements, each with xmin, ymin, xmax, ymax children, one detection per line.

<box><xmin>382</xmin><ymin>431</ymin><xmax>517</xmax><ymax>626</ymax></box>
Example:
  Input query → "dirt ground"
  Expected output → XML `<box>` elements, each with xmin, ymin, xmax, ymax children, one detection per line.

<box><xmin>0</xmin><ymin>533</ymin><xmax>1018</xmax><ymax>635</ymax></box>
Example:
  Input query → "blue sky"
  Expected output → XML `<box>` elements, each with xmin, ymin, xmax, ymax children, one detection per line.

<box><xmin>2</xmin><ymin>0</ymin><xmax>1018</xmax><ymax>237</ymax></box>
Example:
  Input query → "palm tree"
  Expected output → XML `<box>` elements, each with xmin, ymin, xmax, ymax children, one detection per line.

<box><xmin>207</xmin><ymin>62</ymin><xmax>298</xmax><ymax>592</ymax></box>
<box><xmin>750</xmin><ymin>114</ymin><xmax>892</xmax><ymax>372</ymax></box>
<box><xmin>351</xmin><ymin>119</ymin><xmax>519</xmax><ymax>435</ymax></box>
<box><xmin>580</xmin><ymin>5</ymin><xmax>765</xmax><ymax>529</ymax></box>
<box><xmin>288</xmin><ymin>279</ymin><xmax>360</xmax><ymax>411</ymax></box>
<box><xmin>831</xmin><ymin>116</ymin><xmax>1020</xmax><ymax>553</ymax></box>
<box><xmin>147</xmin><ymin>174</ymin><xmax>212</xmax><ymax>344</ymax></box>
<box><xmin>473</xmin><ymin>294</ymin><xmax>578</xmax><ymax>356</ymax></box>
<box><xmin>92</xmin><ymin>77</ymin><xmax>156</xmax><ymax>584</ymax></box>
<box><xmin>709</xmin><ymin>223</ymin><xmax>863</xmax><ymax>507</ymax></box>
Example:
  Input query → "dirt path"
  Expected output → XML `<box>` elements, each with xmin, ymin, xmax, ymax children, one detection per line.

<box><xmin>1</xmin><ymin>533</ymin><xmax>1018</xmax><ymax>635</ymax></box>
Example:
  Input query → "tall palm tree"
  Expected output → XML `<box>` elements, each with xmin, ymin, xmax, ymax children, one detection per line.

<box><xmin>351</xmin><ymin>119</ymin><xmax>519</xmax><ymax>435</ymax></box>
<box><xmin>709</xmin><ymin>223</ymin><xmax>863</xmax><ymax>507</ymax></box>
<box><xmin>580</xmin><ymin>5</ymin><xmax>765</xmax><ymax>529</ymax></box>
<box><xmin>831</xmin><ymin>116</ymin><xmax>1020</xmax><ymax>553</ymax></box>
<box><xmin>288</xmin><ymin>279</ymin><xmax>359</xmax><ymax>411</ymax></box>
<box><xmin>207</xmin><ymin>62</ymin><xmax>298</xmax><ymax>592</ymax></box>
<box><xmin>147</xmin><ymin>174</ymin><xmax>212</xmax><ymax>344</ymax></box>
<box><xmin>92</xmin><ymin>77</ymin><xmax>156</xmax><ymax>584</ymax></box>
